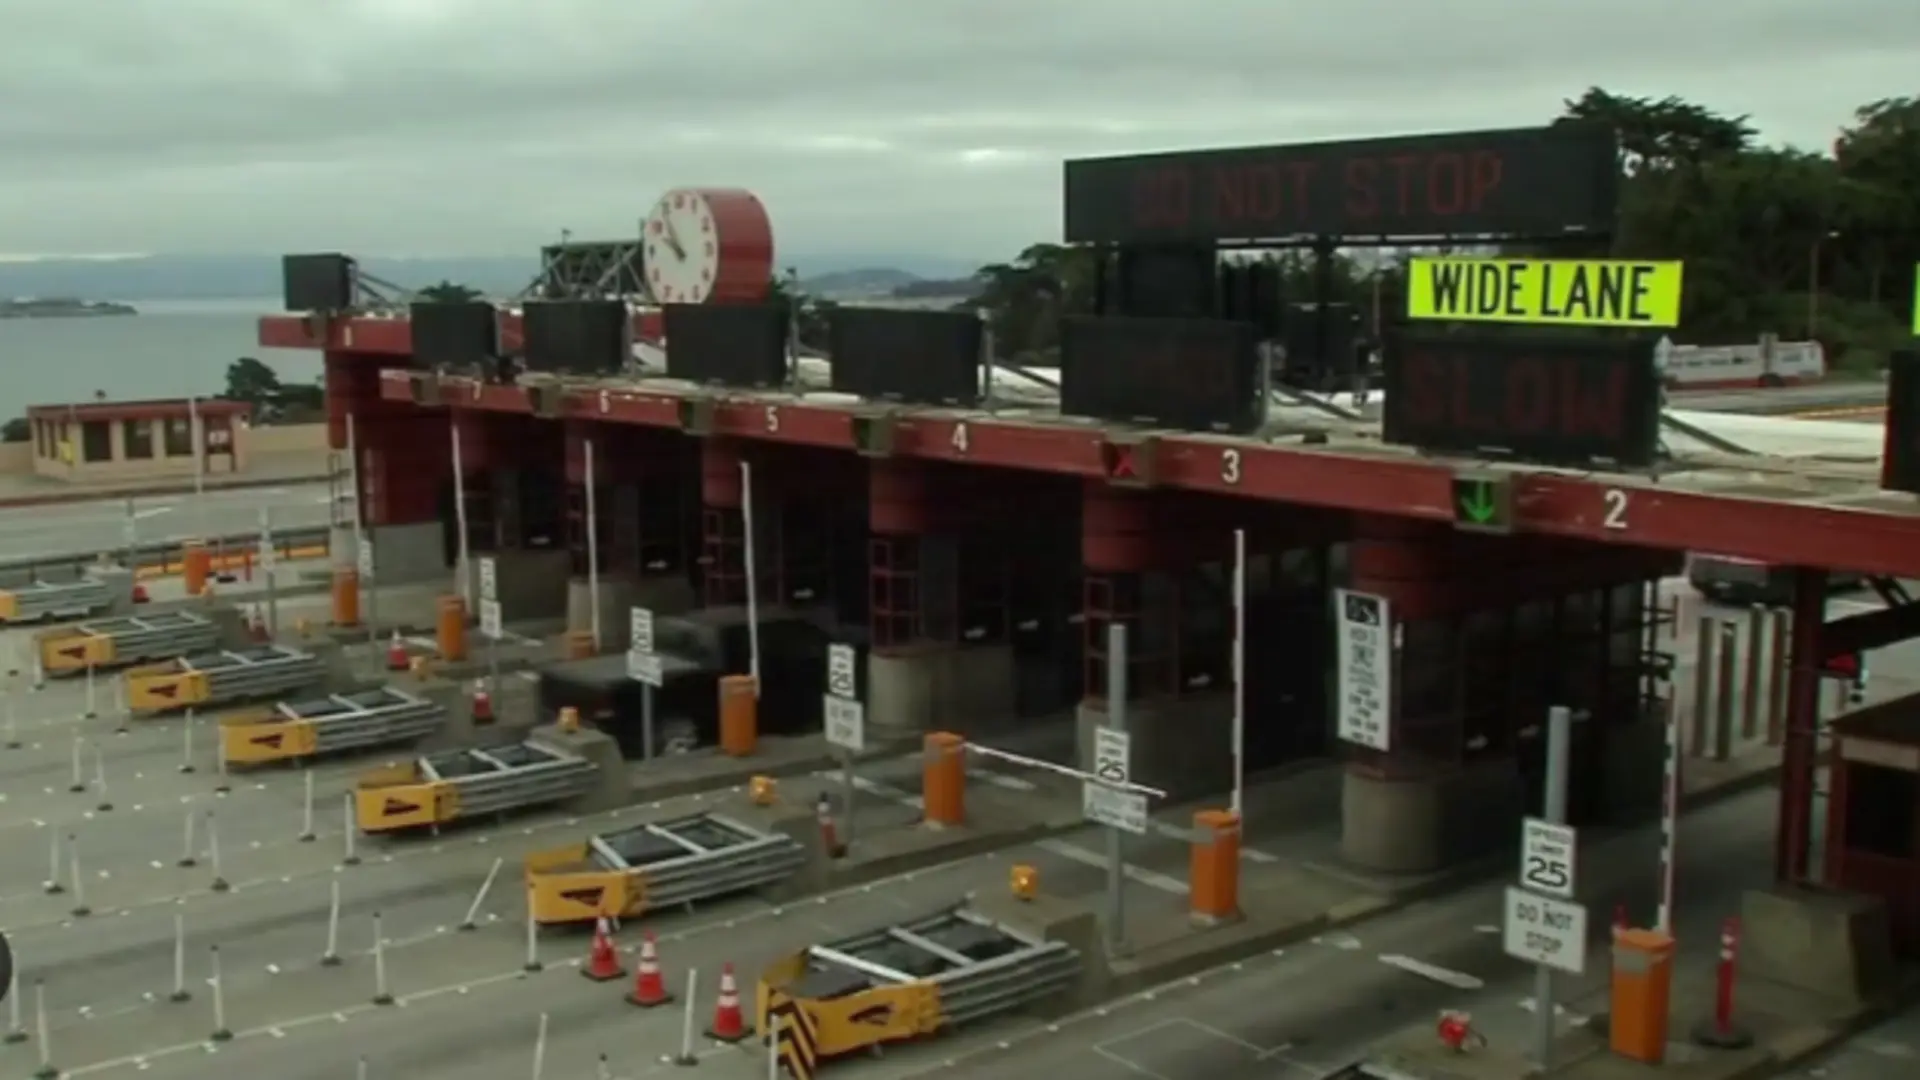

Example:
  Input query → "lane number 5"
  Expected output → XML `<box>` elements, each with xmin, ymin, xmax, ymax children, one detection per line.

<box><xmin>1601</xmin><ymin>488</ymin><xmax>1629</xmax><ymax>530</ymax></box>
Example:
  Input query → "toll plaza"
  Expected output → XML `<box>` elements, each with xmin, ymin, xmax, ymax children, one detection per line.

<box><xmin>0</xmin><ymin>120</ymin><xmax>1908</xmax><ymax>1080</ymax></box>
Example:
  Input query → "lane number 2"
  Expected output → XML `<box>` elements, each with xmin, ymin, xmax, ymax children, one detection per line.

<box><xmin>1220</xmin><ymin>448</ymin><xmax>1242</xmax><ymax>485</ymax></box>
<box><xmin>1601</xmin><ymin>488</ymin><xmax>1629</xmax><ymax>530</ymax></box>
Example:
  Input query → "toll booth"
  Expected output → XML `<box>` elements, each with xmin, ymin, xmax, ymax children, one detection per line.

<box><xmin>1825</xmin><ymin>701</ymin><xmax>1920</xmax><ymax>956</ymax></box>
<box><xmin>524</xmin><ymin>813</ymin><xmax>806</xmax><ymax>924</ymax></box>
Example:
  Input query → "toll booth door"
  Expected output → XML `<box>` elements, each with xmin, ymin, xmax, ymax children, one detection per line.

<box><xmin>1245</xmin><ymin>593</ymin><xmax>1330</xmax><ymax>767</ymax></box>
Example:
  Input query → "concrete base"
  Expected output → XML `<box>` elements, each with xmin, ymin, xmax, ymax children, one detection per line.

<box><xmin>969</xmin><ymin>890</ymin><xmax>1110</xmax><ymax>1013</ymax></box>
<box><xmin>1074</xmin><ymin>693</ymin><xmax>1233</xmax><ymax>802</ymax></box>
<box><xmin>565</xmin><ymin>575</ymin><xmax>696</xmax><ymax>650</ymax></box>
<box><xmin>1340</xmin><ymin>760</ymin><xmax>1525</xmax><ymax>874</ymax></box>
<box><xmin>528</xmin><ymin>723</ymin><xmax>629</xmax><ymax>813</ymax></box>
<box><xmin>458</xmin><ymin>550</ymin><xmax>569</xmax><ymax>622</ymax></box>
<box><xmin>1739</xmin><ymin>884</ymin><xmax>1895</xmax><ymax>1007</ymax></box>
<box><xmin>367</xmin><ymin>523</ymin><xmax>446</xmax><ymax>586</ymax></box>
<box><xmin>414</xmin><ymin>676</ymin><xmax>540</xmax><ymax>750</ymax></box>
<box><xmin>867</xmin><ymin>644</ymin><xmax>1016</xmax><ymax>739</ymax></box>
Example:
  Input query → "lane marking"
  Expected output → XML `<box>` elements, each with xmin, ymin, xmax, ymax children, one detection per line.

<box><xmin>1379</xmin><ymin>954</ymin><xmax>1484</xmax><ymax>990</ymax></box>
<box><xmin>1037</xmin><ymin>838</ymin><xmax>1189</xmax><ymax>895</ymax></box>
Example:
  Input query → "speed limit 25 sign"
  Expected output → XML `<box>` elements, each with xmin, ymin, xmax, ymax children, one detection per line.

<box><xmin>1519</xmin><ymin>817</ymin><xmax>1577</xmax><ymax>899</ymax></box>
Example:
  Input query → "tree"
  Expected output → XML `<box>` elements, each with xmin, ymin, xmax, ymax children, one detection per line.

<box><xmin>224</xmin><ymin>356</ymin><xmax>283</xmax><ymax>404</ymax></box>
<box><xmin>1</xmin><ymin>418</ymin><xmax>28</xmax><ymax>443</ymax></box>
<box><xmin>417</xmin><ymin>280</ymin><xmax>484</xmax><ymax>303</ymax></box>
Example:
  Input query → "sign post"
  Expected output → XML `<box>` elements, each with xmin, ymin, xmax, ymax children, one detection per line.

<box><xmin>450</xmin><ymin>420</ymin><xmax>472</xmax><ymax>607</ymax></box>
<box><xmin>476</xmin><ymin>557</ymin><xmax>502</xmax><ymax>695</ymax></box>
<box><xmin>356</xmin><ymin>530</ymin><xmax>377</xmax><ymax>647</ymax></box>
<box><xmin>1090</xmin><ymin>622</ymin><xmax>1149</xmax><ymax>953</ymax></box>
<box><xmin>257</xmin><ymin>506</ymin><xmax>279</xmax><ymax>638</ymax></box>
<box><xmin>1500</xmin><ymin>704</ymin><xmax>1587</xmax><ymax>1073</ymax></box>
<box><xmin>122</xmin><ymin>498</ymin><xmax>138</xmax><ymax>575</ymax></box>
<box><xmin>822</xmin><ymin>643</ymin><xmax>864</xmax><ymax>846</ymax></box>
<box><xmin>625</xmin><ymin>607</ymin><xmax>662</xmax><ymax>758</ymax></box>
<box><xmin>1335</xmin><ymin>589</ymin><xmax>1393</xmax><ymax>751</ymax></box>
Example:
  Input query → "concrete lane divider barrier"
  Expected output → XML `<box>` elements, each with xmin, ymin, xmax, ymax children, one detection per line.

<box><xmin>35</xmin><ymin>609</ymin><xmax>226</xmax><ymax>677</ymax></box>
<box><xmin>753</xmin><ymin>901</ymin><xmax>1086</xmax><ymax>1069</ymax></box>
<box><xmin>352</xmin><ymin>721</ymin><xmax>619</xmax><ymax>834</ymax></box>
<box><xmin>126</xmin><ymin>644</ymin><xmax>330</xmax><ymax>714</ymax></box>
<box><xmin>219</xmin><ymin>686</ymin><xmax>446</xmax><ymax>769</ymax></box>
<box><xmin>523</xmin><ymin>811</ymin><xmax>807</xmax><ymax>926</ymax></box>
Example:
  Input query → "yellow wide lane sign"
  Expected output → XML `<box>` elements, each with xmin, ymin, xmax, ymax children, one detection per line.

<box><xmin>1408</xmin><ymin>257</ymin><xmax>1684</xmax><ymax>329</ymax></box>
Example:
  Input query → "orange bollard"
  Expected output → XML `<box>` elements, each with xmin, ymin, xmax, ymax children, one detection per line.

<box><xmin>922</xmin><ymin>732</ymin><xmax>966</xmax><ymax>827</ymax></box>
<box><xmin>564</xmin><ymin>629</ymin><xmax>595</xmax><ymax>660</ymax></box>
<box><xmin>331</xmin><ymin>567</ymin><xmax>361</xmax><ymax>627</ymax></box>
<box><xmin>437</xmin><ymin>596</ymin><xmax>468</xmax><ymax>662</ymax></box>
<box><xmin>182</xmin><ymin>542</ymin><xmax>211</xmax><ymax>597</ymax></box>
<box><xmin>1189</xmin><ymin>809</ymin><xmax>1242</xmax><ymax>922</ymax></box>
<box><xmin>1609</xmin><ymin>927</ymin><xmax>1675</xmax><ymax>1063</ymax></box>
<box><xmin>717</xmin><ymin>675</ymin><xmax>757</xmax><ymax>757</ymax></box>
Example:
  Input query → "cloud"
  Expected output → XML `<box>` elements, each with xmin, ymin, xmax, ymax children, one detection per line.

<box><xmin>0</xmin><ymin>0</ymin><xmax>1911</xmax><ymax>261</ymax></box>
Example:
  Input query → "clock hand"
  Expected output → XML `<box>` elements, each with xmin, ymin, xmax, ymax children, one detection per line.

<box><xmin>662</xmin><ymin>215</ymin><xmax>686</xmax><ymax>260</ymax></box>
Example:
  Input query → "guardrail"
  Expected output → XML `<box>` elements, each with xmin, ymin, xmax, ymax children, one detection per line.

<box><xmin>0</xmin><ymin>527</ymin><xmax>332</xmax><ymax>586</ymax></box>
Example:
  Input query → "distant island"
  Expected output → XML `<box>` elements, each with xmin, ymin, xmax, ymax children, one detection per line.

<box><xmin>0</xmin><ymin>297</ymin><xmax>137</xmax><ymax>318</ymax></box>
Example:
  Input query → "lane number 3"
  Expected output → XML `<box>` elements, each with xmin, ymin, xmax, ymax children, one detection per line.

<box><xmin>1601</xmin><ymin>488</ymin><xmax>1629</xmax><ymax>530</ymax></box>
<box><xmin>1220</xmin><ymin>448</ymin><xmax>1242</xmax><ymax>485</ymax></box>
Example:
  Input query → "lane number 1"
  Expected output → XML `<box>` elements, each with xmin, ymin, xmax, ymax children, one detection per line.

<box><xmin>1602</xmin><ymin>488</ymin><xmax>1629</xmax><ymax>530</ymax></box>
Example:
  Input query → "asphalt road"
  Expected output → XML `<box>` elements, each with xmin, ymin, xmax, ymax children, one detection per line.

<box><xmin>0</xmin><ymin>482</ymin><xmax>333</xmax><ymax>563</ymax></box>
<box><xmin>865</xmin><ymin>784</ymin><xmax>1780</xmax><ymax>1080</ymax></box>
<box><xmin>1793</xmin><ymin>1004</ymin><xmax>1920</xmax><ymax>1078</ymax></box>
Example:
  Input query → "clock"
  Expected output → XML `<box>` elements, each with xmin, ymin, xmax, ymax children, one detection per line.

<box><xmin>642</xmin><ymin>188</ymin><xmax>775</xmax><ymax>305</ymax></box>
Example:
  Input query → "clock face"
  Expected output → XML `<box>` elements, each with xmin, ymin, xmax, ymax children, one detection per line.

<box><xmin>643</xmin><ymin>190</ymin><xmax>722</xmax><ymax>304</ymax></box>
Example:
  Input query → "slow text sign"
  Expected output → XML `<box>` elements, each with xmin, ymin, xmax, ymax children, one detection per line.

<box><xmin>1382</xmin><ymin>331</ymin><xmax>1661</xmax><ymax>469</ymax></box>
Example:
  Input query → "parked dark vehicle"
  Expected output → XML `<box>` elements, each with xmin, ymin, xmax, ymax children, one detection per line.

<box><xmin>536</xmin><ymin>606</ymin><xmax>855</xmax><ymax>759</ymax></box>
<box><xmin>1687</xmin><ymin>554</ymin><xmax>1864</xmax><ymax>607</ymax></box>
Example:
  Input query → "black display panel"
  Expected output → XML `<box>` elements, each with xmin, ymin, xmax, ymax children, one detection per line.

<box><xmin>1382</xmin><ymin>330</ymin><xmax>1660</xmax><ymax>469</ymax></box>
<box><xmin>1063</xmin><ymin>123</ymin><xmax>1617</xmax><ymax>245</ymax></box>
<box><xmin>826</xmin><ymin>308</ymin><xmax>983</xmax><ymax>407</ymax></box>
<box><xmin>521</xmin><ymin>299</ymin><xmax>629</xmax><ymax>376</ymax></box>
<box><xmin>662</xmin><ymin>303</ymin><xmax>788</xmax><ymax>389</ymax></box>
<box><xmin>409</xmin><ymin>301</ymin><xmax>499</xmax><ymax>368</ymax></box>
<box><xmin>282</xmin><ymin>253</ymin><xmax>355</xmax><ymax>311</ymax></box>
<box><xmin>1884</xmin><ymin>350</ymin><xmax>1920</xmax><ymax>493</ymax></box>
<box><xmin>1058</xmin><ymin>317</ymin><xmax>1264</xmax><ymax>434</ymax></box>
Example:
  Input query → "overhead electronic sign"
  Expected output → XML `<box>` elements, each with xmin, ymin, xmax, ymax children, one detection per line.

<box><xmin>409</xmin><ymin>301</ymin><xmax>499</xmax><ymax>368</ymax></box>
<box><xmin>663</xmin><ymin>303</ymin><xmax>788</xmax><ymax>389</ymax></box>
<box><xmin>1407</xmin><ymin>258</ymin><xmax>1683</xmax><ymax>329</ymax></box>
<box><xmin>1059</xmin><ymin>316</ymin><xmax>1264</xmax><ymax>434</ymax></box>
<box><xmin>1382</xmin><ymin>331</ymin><xmax>1660</xmax><ymax>469</ymax></box>
<box><xmin>1884</xmin><ymin>349</ymin><xmax>1920</xmax><ymax>494</ymax></box>
<box><xmin>282</xmin><ymin>253</ymin><xmax>356</xmax><ymax>311</ymax></box>
<box><xmin>1063</xmin><ymin>123</ymin><xmax>1617</xmax><ymax>245</ymax></box>
<box><xmin>827</xmin><ymin>308</ymin><xmax>983</xmax><ymax>407</ymax></box>
<box><xmin>521</xmin><ymin>299</ymin><xmax>630</xmax><ymax>376</ymax></box>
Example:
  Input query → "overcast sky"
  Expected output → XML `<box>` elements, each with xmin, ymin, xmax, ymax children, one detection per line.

<box><xmin>0</xmin><ymin>0</ymin><xmax>1913</xmax><ymax>262</ymax></box>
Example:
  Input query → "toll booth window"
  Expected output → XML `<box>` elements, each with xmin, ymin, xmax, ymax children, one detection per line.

<box><xmin>80</xmin><ymin>420</ymin><xmax>112</xmax><ymax>463</ymax></box>
<box><xmin>1460</xmin><ymin>609</ymin><xmax>1511</xmax><ymax>759</ymax></box>
<box><xmin>1843</xmin><ymin>762</ymin><xmax>1918</xmax><ymax>859</ymax></box>
<box><xmin>163</xmin><ymin>417</ymin><xmax>192</xmax><ymax>456</ymax></box>
<box><xmin>122</xmin><ymin>419</ymin><xmax>154</xmax><ymax>459</ymax></box>
<box><xmin>1396</xmin><ymin>616</ymin><xmax>1460</xmax><ymax>763</ymax></box>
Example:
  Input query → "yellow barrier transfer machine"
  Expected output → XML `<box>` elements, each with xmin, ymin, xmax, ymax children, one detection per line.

<box><xmin>525</xmin><ymin>812</ymin><xmax>806</xmax><ymax>924</ymax></box>
<box><xmin>354</xmin><ymin>742</ymin><xmax>597</xmax><ymax>833</ymax></box>
<box><xmin>221</xmin><ymin>687</ymin><xmax>445</xmax><ymax>768</ymax></box>
<box><xmin>0</xmin><ymin>568</ymin><xmax>127</xmax><ymax>624</ymax></box>
<box><xmin>36</xmin><ymin>611</ymin><xmax>221</xmax><ymax>676</ymax></box>
<box><xmin>127</xmin><ymin>644</ymin><xmax>326</xmax><ymax>714</ymax></box>
<box><xmin>757</xmin><ymin>903</ymin><xmax>1081</xmax><ymax>1078</ymax></box>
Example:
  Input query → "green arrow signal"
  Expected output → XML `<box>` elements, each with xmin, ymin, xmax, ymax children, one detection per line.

<box><xmin>1457</xmin><ymin>481</ymin><xmax>1498</xmax><ymax>524</ymax></box>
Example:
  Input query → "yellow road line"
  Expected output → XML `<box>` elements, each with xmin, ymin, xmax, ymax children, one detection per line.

<box><xmin>1783</xmin><ymin>404</ymin><xmax>1886</xmax><ymax>420</ymax></box>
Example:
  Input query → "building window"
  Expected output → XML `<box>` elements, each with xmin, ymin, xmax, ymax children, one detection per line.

<box><xmin>163</xmin><ymin>417</ymin><xmax>192</xmax><ymax>457</ymax></box>
<box><xmin>123</xmin><ymin>419</ymin><xmax>155</xmax><ymax>459</ymax></box>
<box><xmin>81</xmin><ymin>421</ymin><xmax>112</xmax><ymax>463</ymax></box>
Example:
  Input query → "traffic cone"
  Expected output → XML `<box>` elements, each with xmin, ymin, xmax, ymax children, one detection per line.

<box><xmin>626</xmin><ymin>932</ymin><xmax>671</xmax><ymax>1007</ymax></box>
<box><xmin>705</xmin><ymin>962</ymin><xmax>748</xmax><ymax>1042</ymax></box>
<box><xmin>582</xmin><ymin>917</ymin><xmax>624</xmax><ymax>982</ymax></box>
<box><xmin>471</xmin><ymin>680</ymin><xmax>494</xmax><ymax>725</ymax></box>
<box><xmin>384</xmin><ymin>631</ymin><xmax>408</xmax><ymax>672</ymax></box>
<box><xmin>130</xmin><ymin>581</ymin><xmax>149</xmax><ymax>604</ymax></box>
<box><xmin>817</xmin><ymin>791</ymin><xmax>846</xmax><ymax>859</ymax></box>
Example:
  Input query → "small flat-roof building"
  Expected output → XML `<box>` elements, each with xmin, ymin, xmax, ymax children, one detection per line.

<box><xmin>25</xmin><ymin>398</ymin><xmax>254</xmax><ymax>484</ymax></box>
